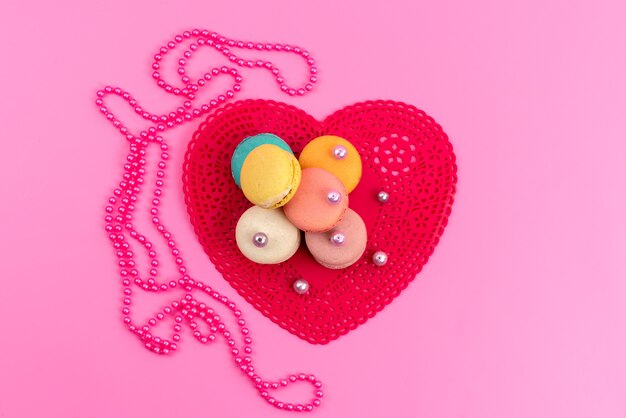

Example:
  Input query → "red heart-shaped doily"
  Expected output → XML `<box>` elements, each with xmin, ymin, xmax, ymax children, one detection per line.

<box><xmin>183</xmin><ymin>99</ymin><xmax>457</xmax><ymax>344</ymax></box>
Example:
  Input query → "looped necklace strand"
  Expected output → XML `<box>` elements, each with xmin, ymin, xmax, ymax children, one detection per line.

<box><xmin>96</xmin><ymin>29</ymin><xmax>322</xmax><ymax>412</ymax></box>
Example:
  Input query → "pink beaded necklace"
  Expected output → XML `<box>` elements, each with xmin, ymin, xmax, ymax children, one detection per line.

<box><xmin>96</xmin><ymin>29</ymin><xmax>322</xmax><ymax>412</ymax></box>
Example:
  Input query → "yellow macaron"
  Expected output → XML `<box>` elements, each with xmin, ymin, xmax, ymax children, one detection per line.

<box><xmin>298</xmin><ymin>135</ymin><xmax>362</xmax><ymax>193</ymax></box>
<box><xmin>240</xmin><ymin>144</ymin><xmax>301</xmax><ymax>208</ymax></box>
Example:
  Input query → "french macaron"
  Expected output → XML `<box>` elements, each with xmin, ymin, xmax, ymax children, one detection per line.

<box><xmin>305</xmin><ymin>208</ymin><xmax>367</xmax><ymax>269</ymax></box>
<box><xmin>240</xmin><ymin>143</ymin><xmax>301</xmax><ymax>209</ymax></box>
<box><xmin>283</xmin><ymin>167</ymin><xmax>348</xmax><ymax>232</ymax></box>
<box><xmin>235</xmin><ymin>206</ymin><xmax>301</xmax><ymax>264</ymax></box>
<box><xmin>298</xmin><ymin>135</ymin><xmax>362</xmax><ymax>193</ymax></box>
<box><xmin>231</xmin><ymin>133</ymin><xmax>293</xmax><ymax>187</ymax></box>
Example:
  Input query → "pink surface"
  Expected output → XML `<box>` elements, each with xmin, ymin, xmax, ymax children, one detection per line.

<box><xmin>1</xmin><ymin>0</ymin><xmax>625</xmax><ymax>417</ymax></box>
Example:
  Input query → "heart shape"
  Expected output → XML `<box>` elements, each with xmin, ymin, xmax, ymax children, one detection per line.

<box><xmin>183</xmin><ymin>99</ymin><xmax>457</xmax><ymax>344</ymax></box>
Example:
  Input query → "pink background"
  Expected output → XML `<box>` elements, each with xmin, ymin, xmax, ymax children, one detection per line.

<box><xmin>1</xmin><ymin>0</ymin><xmax>625</xmax><ymax>417</ymax></box>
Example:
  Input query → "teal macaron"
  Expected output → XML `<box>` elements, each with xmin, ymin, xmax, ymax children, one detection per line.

<box><xmin>231</xmin><ymin>133</ymin><xmax>294</xmax><ymax>187</ymax></box>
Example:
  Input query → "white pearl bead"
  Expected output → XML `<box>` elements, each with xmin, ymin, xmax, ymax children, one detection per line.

<box><xmin>332</xmin><ymin>145</ymin><xmax>347</xmax><ymax>159</ymax></box>
<box><xmin>252</xmin><ymin>232</ymin><xmax>268</xmax><ymax>247</ymax></box>
<box><xmin>293</xmin><ymin>279</ymin><xmax>310</xmax><ymax>294</ymax></box>
<box><xmin>372</xmin><ymin>251</ymin><xmax>388</xmax><ymax>266</ymax></box>
<box><xmin>330</xmin><ymin>232</ymin><xmax>345</xmax><ymax>245</ymax></box>
<box><xmin>327</xmin><ymin>191</ymin><xmax>342</xmax><ymax>204</ymax></box>
<box><xmin>377</xmin><ymin>191</ymin><xmax>390</xmax><ymax>203</ymax></box>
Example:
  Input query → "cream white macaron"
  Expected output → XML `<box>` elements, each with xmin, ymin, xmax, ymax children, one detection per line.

<box><xmin>235</xmin><ymin>206</ymin><xmax>301</xmax><ymax>264</ymax></box>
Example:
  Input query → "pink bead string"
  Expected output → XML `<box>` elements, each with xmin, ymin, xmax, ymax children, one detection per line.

<box><xmin>96</xmin><ymin>29</ymin><xmax>322</xmax><ymax>412</ymax></box>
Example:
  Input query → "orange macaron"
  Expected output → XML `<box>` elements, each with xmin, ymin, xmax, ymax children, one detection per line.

<box><xmin>298</xmin><ymin>135</ymin><xmax>362</xmax><ymax>193</ymax></box>
<box><xmin>283</xmin><ymin>167</ymin><xmax>348</xmax><ymax>232</ymax></box>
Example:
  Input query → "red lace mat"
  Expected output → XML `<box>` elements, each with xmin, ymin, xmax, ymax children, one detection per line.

<box><xmin>183</xmin><ymin>99</ymin><xmax>457</xmax><ymax>344</ymax></box>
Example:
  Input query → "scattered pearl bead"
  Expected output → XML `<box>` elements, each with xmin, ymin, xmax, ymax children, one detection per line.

<box><xmin>377</xmin><ymin>190</ymin><xmax>390</xmax><ymax>203</ymax></box>
<box><xmin>372</xmin><ymin>251</ymin><xmax>389</xmax><ymax>266</ymax></box>
<box><xmin>293</xmin><ymin>279</ymin><xmax>310</xmax><ymax>294</ymax></box>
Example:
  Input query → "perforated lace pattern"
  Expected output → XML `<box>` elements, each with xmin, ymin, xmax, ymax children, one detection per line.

<box><xmin>183</xmin><ymin>99</ymin><xmax>457</xmax><ymax>344</ymax></box>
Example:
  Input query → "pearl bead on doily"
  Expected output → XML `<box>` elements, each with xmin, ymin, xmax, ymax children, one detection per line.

<box><xmin>372</xmin><ymin>251</ymin><xmax>388</xmax><ymax>266</ymax></box>
<box><xmin>293</xmin><ymin>279</ymin><xmax>310</xmax><ymax>294</ymax></box>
